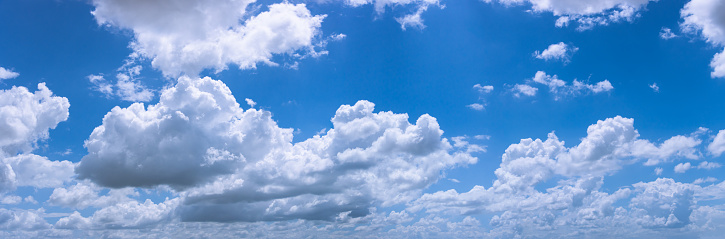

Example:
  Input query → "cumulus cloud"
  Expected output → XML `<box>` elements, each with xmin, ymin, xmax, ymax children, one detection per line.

<box><xmin>0</xmin><ymin>67</ymin><xmax>19</xmax><ymax>80</ymax></box>
<box><xmin>0</xmin><ymin>83</ymin><xmax>72</xmax><ymax>194</ymax></box>
<box><xmin>674</xmin><ymin>162</ymin><xmax>692</xmax><ymax>173</ymax></box>
<box><xmin>48</xmin><ymin>181</ymin><xmax>137</xmax><ymax>210</ymax></box>
<box><xmin>410</xmin><ymin>116</ymin><xmax>704</xmax><ymax>235</ymax></box>
<box><xmin>0</xmin><ymin>208</ymin><xmax>51</xmax><ymax>231</ymax></box>
<box><xmin>1</xmin><ymin>154</ymin><xmax>74</xmax><ymax>188</ymax></box>
<box><xmin>0</xmin><ymin>83</ymin><xmax>69</xmax><ymax>156</ymax></box>
<box><xmin>76</xmin><ymin>76</ymin><xmax>478</xmax><ymax>222</ymax></box>
<box><xmin>680</xmin><ymin>0</ymin><xmax>725</xmax><ymax>78</ymax></box>
<box><xmin>533</xmin><ymin>42</ymin><xmax>578</xmax><ymax>62</ymax></box>
<box><xmin>529</xmin><ymin>71</ymin><xmax>613</xmax><ymax>100</ymax></box>
<box><xmin>512</xmin><ymin>84</ymin><xmax>537</xmax><ymax>97</ymax></box>
<box><xmin>91</xmin><ymin>0</ymin><xmax>326</xmax><ymax>77</ymax></box>
<box><xmin>709</xmin><ymin>129</ymin><xmax>725</xmax><ymax>156</ymax></box>
<box><xmin>483</xmin><ymin>0</ymin><xmax>658</xmax><ymax>30</ymax></box>
<box><xmin>56</xmin><ymin>198</ymin><xmax>180</xmax><ymax>230</ymax></box>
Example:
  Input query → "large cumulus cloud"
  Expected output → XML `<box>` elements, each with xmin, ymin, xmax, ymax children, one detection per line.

<box><xmin>0</xmin><ymin>84</ymin><xmax>73</xmax><ymax>193</ymax></box>
<box><xmin>76</xmin><ymin>76</ymin><xmax>478</xmax><ymax>222</ymax></box>
<box><xmin>91</xmin><ymin>0</ymin><xmax>325</xmax><ymax>77</ymax></box>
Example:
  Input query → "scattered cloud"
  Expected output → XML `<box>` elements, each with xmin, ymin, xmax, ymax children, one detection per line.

<box><xmin>88</xmin><ymin>65</ymin><xmax>153</xmax><ymax>102</ymax></box>
<box><xmin>680</xmin><ymin>0</ymin><xmax>725</xmax><ymax>78</ymax></box>
<box><xmin>0</xmin><ymin>67</ymin><xmax>19</xmax><ymax>80</ymax></box>
<box><xmin>709</xmin><ymin>129</ymin><xmax>725</xmax><ymax>156</ymax></box>
<box><xmin>512</xmin><ymin>84</ymin><xmax>538</xmax><ymax>97</ymax></box>
<box><xmin>533</xmin><ymin>42</ymin><xmax>578</xmax><ymax>63</ymax></box>
<box><xmin>482</xmin><ymin>0</ymin><xmax>658</xmax><ymax>30</ymax></box>
<box><xmin>674</xmin><ymin>162</ymin><xmax>692</xmax><ymax>173</ymax></box>
<box><xmin>660</xmin><ymin>27</ymin><xmax>678</xmax><ymax>39</ymax></box>
<box><xmin>467</xmin><ymin>103</ymin><xmax>485</xmax><ymax>110</ymax></box>
<box><xmin>345</xmin><ymin>0</ymin><xmax>443</xmax><ymax>30</ymax></box>
<box><xmin>649</xmin><ymin>82</ymin><xmax>660</xmax><ymax>92</ymax></box>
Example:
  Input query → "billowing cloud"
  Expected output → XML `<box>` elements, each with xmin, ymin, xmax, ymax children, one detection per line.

<box><xmin>680</xmin><ymin>0</ymin><xmax>725</xmax><ymax>78</ymax></box>
<box><xmin>483</xmin><ymin>0</ymin><xmax>658</xmax><ymax>30</ymax></box>
<box><xmin>534</xmin><ymin>42</ymin><xmax>578</xmax><ymax>62</ymax></box>
<box><xmin>408</xmin><ymin>116</ymin><xmax>711</xmax><ymax>237</ymax></box>
<box><xmin>91</xmin><ymin>0</ymin><xmax>325</xmax><ymax>77</ymax></box>
<box><xmin>0</xmin><ymin>83</ymin><xmax>69</xmax><ymax>156</ymax></box>
<box><xmin>76</xmin><ymin>76</ymin><xmax>478</xmax><ymax>222</ymax></box>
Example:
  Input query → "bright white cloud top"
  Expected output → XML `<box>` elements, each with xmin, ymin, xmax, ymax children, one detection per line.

<box><xmin>1</xmin><ymin>0</ymin><xmax>725</xmax><ymax>238</ymax></box>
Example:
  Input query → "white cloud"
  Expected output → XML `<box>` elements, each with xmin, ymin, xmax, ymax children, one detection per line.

<box><xmin>693</xmin><ymin>177</ymin><xmax>718</xmax><ymax>184</ymax></box>
<box><xmin>530</xmin><ymin>71</ymin><xmax>613</xmax><ymax>100</ymax></box>
<box><xmin>709</xmin><ymin>129</ymin><xmax>725</xmax><ymax>156</ymax></box>
<box><xmin>48</xmin><ymin>181</ymin><xmax>137</xmax><ymax>210</ymax></box>
<box><xmin>649</xmin><ymin>82</ymin><xmax>660</xmax><ymax>92</ymax></box>
<box><xmin>244</xmin><ymin>98</ymin><xmax>257</xmax><ymax>108</ymax></box>
<box><xmin>345</xmin><ymin>0</ymin><xmax>442</xmax><ymax>30</ymax></box>
<box><xmin>680</xmin><ymin>0</ymin><xmax>725</xmax><ymax>78</ymax></box>
<box><xmin>660</xmin><ymin>27</ymin><xmax>678</xmax><ymax>39</ymax></box>
<box><xmin>674</xmin><ymin>162</ymin><xmax>692</xmax><ymax>173</ymax></box>
<box><xmin>56</xmin><ymin>198</ymin><xmax>180</xmax><ymax>229</ymax></box>
<box><xmin>655</xmin><ymin>167</ymin><xmax>663</xmax><ymax>175</ymax></box>
<box><xmin>0</xmin><ymin>208</ymin><xmax>50</xmax><ymax>231</ymax></box>
<box><xmin>76</xmin><ymin>76</ymin><xmax>478</xmax><ymax>222</ymax></box>
<box><xmin>697</xmin><ymin>161</ymin><xmax>721</xmax><ymax>169</ymax></box>
<box><xmin>92</xmin><ymin>1</ymin><xmax>326</xmax><ymax>77</ymax></box>
<box><xmin>0</xmin><ymin>83</ymin><xmax>69</xmax><ymax>156</ymax></box>
<box><xmin>0</xmin><ymin>195</ymin><xmax>21</xmax><ymax>204</ymax></box>
<box><xmin>473</xmin><ymin>84</ymin><xmax>494</xmax><ymax>94</ymax></box>
<box><xmin>410</xmin><ymin>117</ymin><xmax>704</xmax><ymax>233</ymax></box>
<box><xmin>1</xmin><ymin>154</ymin><xmax>74</xmax><ymax>188</ymax></box>
<box><xmin>533</xmin><ymin>42</ymin><xmax>578</xmax><ymax>62</ymax></box>
<box><xmin>467</xmin><ymin>103</ymin><xmax>484</xmax><ymax>111</ymax></box>
<box><xmin>0</xmin><ymin>67</ymin><xmax>19</xmax><ymax>80</ymax></box>
<box><xmin>512</xmin><ymin>84</ymin><xmax>537</xmax><ymax>97</ymax></box>
<box><xmin>483</xmin><ymin>0</ymin><xmax>658</xmax><ymax>30</ymax></box>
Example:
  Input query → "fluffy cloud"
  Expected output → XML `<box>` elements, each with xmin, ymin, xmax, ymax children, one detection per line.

<box><xmin>680</xmin><ymin>0</ymin><xmax>725</xmax><ymax>78</ymax></box>
<box><xmin>534</xmin><ymin>42</ymin><xmax>578</xmax><ymax>62</ymax></box>
<box><xmin>709</xmin><ymin>129</ymin><xmax>725</xmax><ymax>156</ymax></box>
<box><xmin>0</xmin><ymin>83</ymin><xmax>71</xmax><ymax>193</ymax></box>
<box><xmin>0</xmin><ymin>208</ymin><xmax>50</xmax><ymax>231</ymax></box>
<box><xmin>483</xmin><ymin>0</ymin><xmax>658</xmax><ymax>30</ymax></box>
<box><xmin>0</xmin><ymin>83</ymin><xmax>69</xmax><ymax>156</ymax></box>
<box><xmin>76</xmin><ymin>76</ymin><xmax>478</xmax><ymax>222</ymax></box>
<box><xmin>674</xmin><ymin>162</ymin><xmax>692</xmax><ymax>173</ymax></box>
<box><xmin>0</xmin><ymin>67</ymin><xmax>19</xmax><ymax>80</ymax></box>
<box><xmin>410</xmin><ymin>117</ymin><xmax>704</xmax><ymax>235</ymax></box>
<box><xmin>473</xmin><ymin>84</ymin><xmax>494</xmax><ymax>94</ymax></box>
<box><xmin>512</xmin><ymin>84</ymin><xmax>537</xmax><ymax>97</ymax></box>
<box><xmin>1</xmin><ymin>154</ymin><xmax>74</xmax><ymax>188</ymax></box>
<box><xmin>91</xmin><ymin>0</ymin><xmax>325</xmax><ymax>77</ymax></box>
<box><xmin>55</xmin><ymin>198</ymin><xmax>180</xmax><ymax>230</ymax></box>
<box><xmin>48</xmin><ymin>181</ymin><xmax>137</xmax><ymax>210</ymax></box>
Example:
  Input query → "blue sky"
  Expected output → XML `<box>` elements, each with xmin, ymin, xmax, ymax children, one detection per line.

<box><xmin>1</xmin><ymin>0</ymin><xmax>725</xmax><ymax>237</ymax></box>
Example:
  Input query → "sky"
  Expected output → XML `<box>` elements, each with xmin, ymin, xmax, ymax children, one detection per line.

<box><xmin>1</xmin><ymin>0</ymin><xmax>725</xmax><ymax>238</ymax></box>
